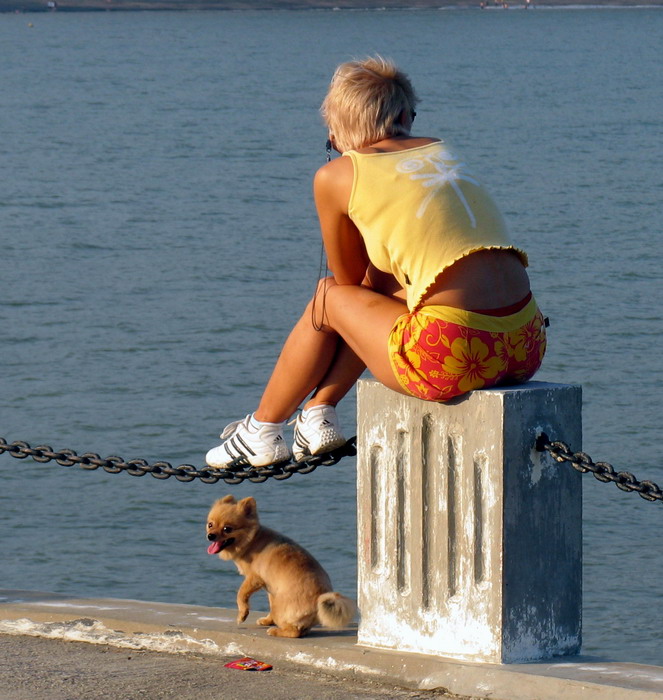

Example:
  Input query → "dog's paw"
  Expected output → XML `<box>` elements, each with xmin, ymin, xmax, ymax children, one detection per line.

<box><xmin>267</xmin><ymin>625</ymin><xmax>305</xmax><ymax>638</ymax></box>
<box><xmin>236</xmin><ymin>609</ymin><xmax>249</xmax><ymax>624</ymax></box>
<box><xmin>257</xmin><ymin>615</ymin><xmax>274</xmax><ymax>627</ymax></box>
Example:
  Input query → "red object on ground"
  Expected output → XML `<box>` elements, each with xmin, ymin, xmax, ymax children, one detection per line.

<box><xmin>224</xmin><ymin>657</ymin><xmax>273</xmax><ymax>671</ymax></box>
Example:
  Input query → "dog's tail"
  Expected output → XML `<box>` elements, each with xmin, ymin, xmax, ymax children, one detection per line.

<box><xmin>317</xmin><ymin>592</ymin><xmax>356</xmax><ymax>629</ymax></box>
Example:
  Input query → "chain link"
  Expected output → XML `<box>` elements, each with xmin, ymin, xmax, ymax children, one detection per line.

<box><xmin>536</xmin><ymin>433</ymin><xmax>663</xmax><ymax>503</ymax></box>
<box><xmin>0</xmin><ymin>437</ymin><xmax>356</xmax><ymax>485</ymax></box>
<box><xmin>5</xmin><ymin>432</ymin><xmax>659</xmax><ymax>503</ymax></box>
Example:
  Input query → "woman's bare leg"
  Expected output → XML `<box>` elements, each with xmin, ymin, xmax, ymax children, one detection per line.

<box><xmin>303</xmin><ymin>265</ymin><xmax>408</xmax><ymax>410</ymax></box>
<box><xmin>254</xmin><ymin>277</ymin><xmax>409</xmax><ymax>423</ymax></box>
<box><xmin>253</xmin><ymin>300</ymin><xmax>341</xmax><ymax>423</ymax></box>
<box><xmin>303</xmin><ymin>340</ymin><xmax>365</xmax><ymax>411</ymax></box>
<box><xmin>317</xmin><ymin>282</ymin><xmax>409</xmax><ymax>391</ymax></box>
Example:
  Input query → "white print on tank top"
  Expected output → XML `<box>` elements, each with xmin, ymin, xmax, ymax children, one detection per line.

<box><xmin>395</xmin><ymin>145</ymin><xmax>481</xmax><ymax>227</ymax></box>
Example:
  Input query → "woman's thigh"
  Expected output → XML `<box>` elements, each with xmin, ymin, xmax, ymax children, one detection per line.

<box><xmin>320</xmin><ymin>282</ymin><xmax>409</xmax><ymax>394</ymax></box>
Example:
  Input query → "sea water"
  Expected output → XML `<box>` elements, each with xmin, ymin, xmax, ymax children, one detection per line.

<box><xmin>1</xmin><ymin>7</ymin><xmax>662</xmax><ymax>664</ymax></box>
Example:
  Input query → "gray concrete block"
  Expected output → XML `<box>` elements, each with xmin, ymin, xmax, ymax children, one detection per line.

<box><xmin>356</xmin><ymin>379</ymin><xmax>582</xmax><ymax>663</ymax></box>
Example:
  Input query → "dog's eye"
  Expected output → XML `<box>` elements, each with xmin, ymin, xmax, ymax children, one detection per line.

<box><xmin>207</xmin><ymin>522</ymin><xmax>213</xmax><ymax>529</ymax></box>
<box><xmin>222</xmin><ymin>526</ymin><xmax>233</xmax><ymax>534</ymax></box>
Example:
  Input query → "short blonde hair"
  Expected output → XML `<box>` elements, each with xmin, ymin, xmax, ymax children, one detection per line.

<box><xmin>320</xmin><ymin>56</ymin><xmax>419</xmax><ymax>153</ymax></box>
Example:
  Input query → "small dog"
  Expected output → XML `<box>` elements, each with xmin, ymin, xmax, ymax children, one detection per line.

<box><xmin>206</xmin><ymin>495</ymin><xmax>356</xmax><ymax>638</ymax></box>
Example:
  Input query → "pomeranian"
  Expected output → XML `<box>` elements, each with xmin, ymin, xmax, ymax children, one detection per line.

<box><xmin>206</xmin><ymin>495</ymin><xmax>356</xmax><ymax>638</ymax></box>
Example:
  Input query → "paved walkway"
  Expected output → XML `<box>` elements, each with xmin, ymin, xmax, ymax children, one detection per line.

<box><xmin>0</xmin><ymin>634</ymin><xmax>458</xmax><ymax>700</ymax></box>
<box><xmin>1</xmin><ymin>590</ymin><xmax>663</xmax><ymax>700</ymax></box>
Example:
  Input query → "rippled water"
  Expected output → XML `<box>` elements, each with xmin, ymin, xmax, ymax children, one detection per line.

<box><xmin>1</xmin><ymin>7</ymin><xmax>662</xmax><ymax>664</ymax></box>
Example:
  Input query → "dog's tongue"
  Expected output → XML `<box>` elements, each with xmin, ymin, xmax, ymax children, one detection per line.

<box><xmin>207</xmin><ymin>541</ymin><xmax>222</xmax><ymax>555</ymax></box>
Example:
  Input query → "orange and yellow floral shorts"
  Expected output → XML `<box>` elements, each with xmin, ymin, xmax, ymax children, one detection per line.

<box><xmin>388</xmin><ymin>296</ymin><xmax>547</xmax><ymax>402</ymax></box>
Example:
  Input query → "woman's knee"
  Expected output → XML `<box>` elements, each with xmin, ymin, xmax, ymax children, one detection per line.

<box><xmin>314</xmin><ymin>276</ymin><xmax>336</xmax><ymax>296</ymax></box>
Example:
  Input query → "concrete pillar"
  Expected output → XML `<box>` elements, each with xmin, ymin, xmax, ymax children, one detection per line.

<box><xmin>356</xmin><ymin>379</ymin><xmax>582</xmax><ymax>664</ymax></box>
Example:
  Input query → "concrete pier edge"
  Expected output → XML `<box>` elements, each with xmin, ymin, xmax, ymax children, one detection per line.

<box><xmin>1</xmin><ymin>590</ymin><xmax>663</xmax><ymax>699</ymax></box>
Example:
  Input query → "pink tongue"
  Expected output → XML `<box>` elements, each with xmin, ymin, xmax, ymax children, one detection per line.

<box><xmin>207</xmin><ymin>541</ymin><xmax>222</xmax><ymax>555</ymax></box>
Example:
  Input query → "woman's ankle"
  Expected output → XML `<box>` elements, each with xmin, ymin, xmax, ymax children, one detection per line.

<box><xmin>249</xmin><ymin>413</ymin><xmax>285</xmax><ymax>429</ymax></box>
<box><xmin>302</xmin><ymin>400</ymin><xmax>338</xmax><ymax>413</ymax></box>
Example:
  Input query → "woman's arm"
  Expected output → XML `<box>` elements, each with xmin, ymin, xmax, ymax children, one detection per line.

<box><xmin>313</xmin><ymin>157</ymin><xmax>369</xmax><ymax>285</ymax></box>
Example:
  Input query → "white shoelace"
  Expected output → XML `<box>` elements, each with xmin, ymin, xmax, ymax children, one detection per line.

<box><xmin>219</xmin><ymin>415</ymin><xmax>251</xmax><ymax>440</ymax></box>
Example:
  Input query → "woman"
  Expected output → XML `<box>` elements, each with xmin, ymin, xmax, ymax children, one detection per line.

<box><xmin>206</xmin><ymin>56</ymin><xmax>546</xmax><ymax>468</ymax></box>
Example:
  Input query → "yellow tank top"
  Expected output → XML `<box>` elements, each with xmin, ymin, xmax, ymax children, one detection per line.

<box><xmin>345</xmin><ymin>141</ymin><xmax>528</xmax><ymax>310</ymax></box>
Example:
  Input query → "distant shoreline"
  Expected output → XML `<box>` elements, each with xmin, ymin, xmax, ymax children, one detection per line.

<box><xmin>5</xmin><ymin>0</ymin><xmax>663</xmax><ymax>12</ymax></box>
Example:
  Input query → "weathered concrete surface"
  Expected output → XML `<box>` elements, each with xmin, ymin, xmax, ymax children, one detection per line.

<box><xmin>357</xmin><ymin>380</ymin><xmax>582</xmax><ymax>663</ymax></box>
<box><xmin>2</xmin><ymin>590</ymin><xmax>663</xmax><ymax>699</ymax></box>
<box><xmin>0</xmin><ymin>633</ymin><xmax>450</xmax><ymax>700</ymax></box>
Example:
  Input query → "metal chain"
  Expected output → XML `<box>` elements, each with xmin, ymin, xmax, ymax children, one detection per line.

<box><xmin>0</xmin><ymin>437</ymin><xmax>356</xmax><ymax>485</ymax></box>
<box><xmin>536</xmin><ymin>433</ymin><xmax>663</xmax><ymax>503</ymax></box>
<box><xmin>6</xmin><ymin>432</ymin><xmax>659</xmax><ymax>502</ymax></box>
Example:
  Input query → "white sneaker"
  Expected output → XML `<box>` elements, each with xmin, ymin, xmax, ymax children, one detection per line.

<box><xmin>292</xmin><ymin>405</ymin><xmax>346</xmax><ymax>462</ymax></box>
<box><xmin>206</xmin><ymin>415</ymin><xmax>291</xmax><ymax>468</ymax></box>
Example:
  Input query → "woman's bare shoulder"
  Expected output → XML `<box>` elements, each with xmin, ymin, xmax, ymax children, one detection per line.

<box><xmin>315</xmin><ymin>154</ymin><xmax>354</xmax><ymax>178</ymax></box>
<box><xmin>314</xmin><ymin>155</ymin><xmax>354</xmax><ymax>193</ymax></box>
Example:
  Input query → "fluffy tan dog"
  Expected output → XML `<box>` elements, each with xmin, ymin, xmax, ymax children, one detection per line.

<box><xmin>206</xmin><ymin>495</ymin><xmax>356</xmax><ymax>638</ymax></box>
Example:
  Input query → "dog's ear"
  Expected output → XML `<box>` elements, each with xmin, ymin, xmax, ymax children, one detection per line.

<box><xmin>219</xmin><ymin>495</ymin><xmax>236</xmax><ymax>505</ymax></box>
<box><xmin>238</xmin><ymin>496</ymin><xmax>257</xmax><ymax>518</ymax></box>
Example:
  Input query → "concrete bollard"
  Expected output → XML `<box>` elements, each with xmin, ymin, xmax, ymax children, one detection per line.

<box><xmin>356</xmin><ymin>379</ymin><xmax>582</xmax><ymax>664</ymax></box>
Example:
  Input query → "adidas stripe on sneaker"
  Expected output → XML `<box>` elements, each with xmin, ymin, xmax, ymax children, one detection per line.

<box><xmin>206</xmin><ymin>414</ymin><xmax>291</xmax><ymax>468</ymax></box>
<box><xmin>292</xmin><ymin>405</ymin><xmax>346</xmax><ymax>462</ymax></box>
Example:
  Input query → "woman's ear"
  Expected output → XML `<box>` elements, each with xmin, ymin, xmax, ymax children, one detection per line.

<box><xmin>328</xmin><ymin>133</ymin><xmax>340</xmax><ymax>153</ymax></box>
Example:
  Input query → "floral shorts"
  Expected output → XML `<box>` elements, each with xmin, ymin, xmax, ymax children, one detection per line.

<box><xmin>388</xmin><ymin>297</ymin><xmax>547</xmax><ymax>402</ymax></box>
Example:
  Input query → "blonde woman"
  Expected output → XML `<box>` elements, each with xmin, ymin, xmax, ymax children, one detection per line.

<box><xmin>206</xmin><ymin>56</ymin><xmax>546</xmax><ymax>468</ymax></box>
